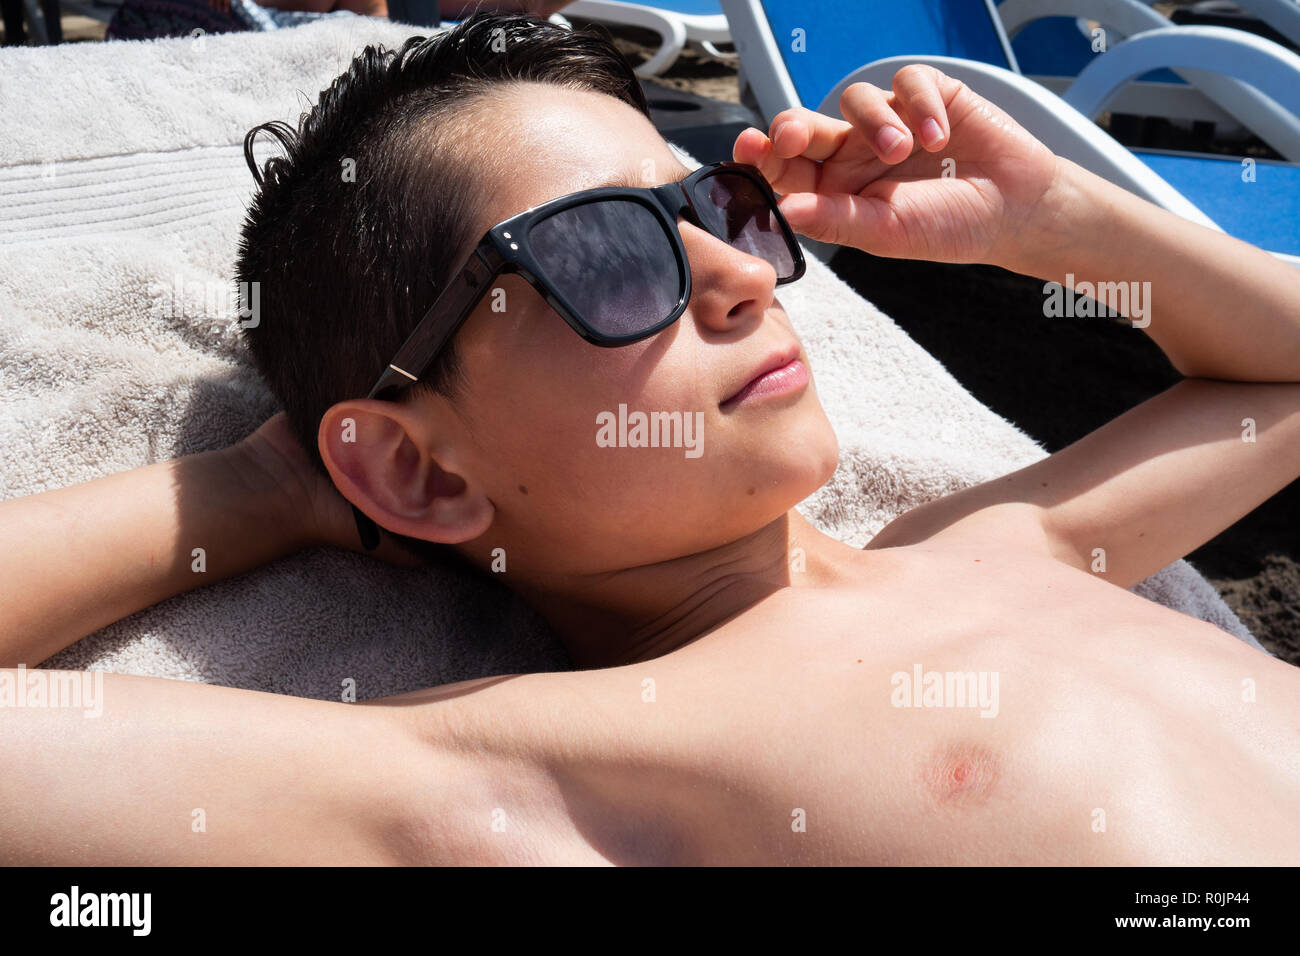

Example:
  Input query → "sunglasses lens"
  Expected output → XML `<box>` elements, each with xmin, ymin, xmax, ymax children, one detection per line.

<box><xmin>529</xmin><ymin>198</ymin><xmax>683</xmax><ymax>339</ymax></box>
<box><xmin>691</xmin><ymin>172</ymin><xmax>797</xmax><ymax>279</ymax></box>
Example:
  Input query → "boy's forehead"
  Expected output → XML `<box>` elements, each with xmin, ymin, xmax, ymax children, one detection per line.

<box><xmin>482</xmin><ymin>85</ymin><xmax>687</xmax><ymax>219</ymax></box>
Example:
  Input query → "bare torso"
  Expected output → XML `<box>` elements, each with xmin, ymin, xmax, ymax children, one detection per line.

<box><xmin>432</xmin><ymin>542</ymin><xmax>1300</xmax><ymax>865</ymax></box>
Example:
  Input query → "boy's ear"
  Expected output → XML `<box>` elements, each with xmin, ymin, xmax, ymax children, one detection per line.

<box><xmin>318</xmin><ymin>399</ymin><xmax>493</xmax><ymax>545</ymax></box>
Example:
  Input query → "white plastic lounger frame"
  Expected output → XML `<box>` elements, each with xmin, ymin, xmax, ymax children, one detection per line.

<box><xmin>722</xmin><ymin>0</ymin><xmax>802</xmax><ymax>120</ymax></box>
<box><xmin>565</xmin><ymin>1</ymin><xmax>735</xmax><ymax>76</ymax></box>
<box><xmin>1006</xmin><ymin>0</ymin><xmax>1300</xmax><ymax>50</ymax></box>
<box><xmin>999</xmin><ymin>2</ymin><xmax>1231</xmax><ymax>128</ymax></box>
<box><xmin>1081</xmin><ymin>0</ymin><xmax>1300</xmax><ymax>49</ymax></box>
<box><xmin>998</xmin><ymin>0</ymin><xmax>1300</xmax><ymax>160</ymax></box>
<box><xmin>1063</xmin><ymin>25</ymin><xmax>1300</xmax><ymax>124</ymax></box>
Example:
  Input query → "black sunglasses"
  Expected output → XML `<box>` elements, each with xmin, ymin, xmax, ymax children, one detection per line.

<box><xmin>352</xmin><ymin>160</ymin><xmax>806</xmax><ymax>550</ymax></box>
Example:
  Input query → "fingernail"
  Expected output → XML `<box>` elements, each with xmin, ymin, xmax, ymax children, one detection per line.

<box><xmin>875</xmin><ymin>125</ymin><xmax>904</xmax><ymax>155</ymax></box>
<box><xmin>921</xmin><ymin>118</ymin><xmax>944</xmax><ymax>147</ymax></box>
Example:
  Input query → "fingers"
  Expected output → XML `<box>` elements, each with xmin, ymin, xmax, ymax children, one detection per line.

<box><xmin>776</xmin><ymin>191</ymin><xmax>893</xmax><ymax>250</ymax></box>
<box><xmin>735</xmin><ymin>105</ymin><xmax>883</xmax><ymax>196</ymax></box>
<box><xmin>733</xmin><ymin>123</ymin><xmax>824</xmax><ymax>196</ymax></box>
<box><xmin>732</xmin><ymin>65</ymin><xmax>961</xmax><ymax>208</ymax></box>
<box><xmin>770</xmin><ymin>107</ymin><xmax>851</xmax><ymax>162</ymax></box>
<box><xmin>838</xmin><ymin>83</ymin><xmax>914</xmax><ymax>163</ymax></box>
<box><xmin>836</xmin><ymin>65</ymin><xmax>957</xmax><ymax>161</ymax></box>
<box><xmin>889</xmin><ymin>65</ymin><xmax>951</xmax><ymax>150</ymax></box>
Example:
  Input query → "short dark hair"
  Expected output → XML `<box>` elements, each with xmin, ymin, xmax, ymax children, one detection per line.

<box><xmin>235</xmin><ymin>12</ymin><xmax>649</xmax><ymax>559</ymax></box>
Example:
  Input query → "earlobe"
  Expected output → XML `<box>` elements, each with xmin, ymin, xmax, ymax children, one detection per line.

<box><xmin>318</xmin><ymin>400</ymin><xmax>494</xmax><ymax>545</ymax></box>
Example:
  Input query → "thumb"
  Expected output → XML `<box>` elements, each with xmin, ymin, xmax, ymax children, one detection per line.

<box><xmin>777</xmin><ymin>193</ymin><xmax>835</xmax><ymax>241</ymax></box>
<box><xmin>778</xmin><ymin>191</ymin><xmax>885</xmax><ymax>249</ymax></box>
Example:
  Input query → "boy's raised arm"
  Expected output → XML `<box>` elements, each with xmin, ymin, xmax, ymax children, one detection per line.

<box><xmin>0</xmin><ymin>414</ymin><xmax>417</xmax><ymax>668</ymax></box>
<box><xmin>0</xmin><ymin>671</ymin><xmax>416</xmax><ymax>864</ymax></box>
<box><xmin>0</xmin><ymin>668</ymin><xmax>591</xmax><ymax>865</ymax></box>
<box><xmin>0</xmin><ymin>424</ymin><xmax>309</xmax><ymax>668</ymax></box>
<box><xmin>1009</xmin><ymin>156</ymin><xmax>1300</xmax><ymax>384</ymax></box>
<box><xmin>870</xmin><ymin>158</ymin><xmax>1300</xmax><ymax>589</ymax></box>
<box><xmin>0</xmin><ymin>417</ymin><xmax>594</xmax><ymax>864</ymax></box>
<box><xmin>966</xmin><ymin>160</ymin><xmax>1300</xmax><ymax>588</ymax></box>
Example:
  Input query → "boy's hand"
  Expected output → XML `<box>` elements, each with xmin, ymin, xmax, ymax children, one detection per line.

<box><xmin>735</xmin><ymin>65</ymin><xmax>1069</xmax><ymax>271</ymax></box>
<box><xmin>234</xmin><ymin>413</ymin><xmax>424</xmax><ymax>566</ymax></box>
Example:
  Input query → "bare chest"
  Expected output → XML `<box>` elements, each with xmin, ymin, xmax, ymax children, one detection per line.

<box><xmin>616</xmin><ymin>549</ymin><xmax>1300</xmax><ymax>864</ymax></box>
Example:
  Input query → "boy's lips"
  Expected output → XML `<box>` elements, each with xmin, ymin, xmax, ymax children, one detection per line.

<box><xmin>720</xmin><ymin>345</ymin><xmax>807</xmax><ymax>409</ymax></box>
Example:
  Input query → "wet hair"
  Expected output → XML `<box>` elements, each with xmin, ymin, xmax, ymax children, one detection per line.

<box><xmin>234</xmin><ymin>12</ymin><xmax>649</xmax><ymax>559</ymax></box>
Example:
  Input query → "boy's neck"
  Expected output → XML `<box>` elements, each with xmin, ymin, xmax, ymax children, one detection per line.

<box><xmin>517</xmin><ymin>511</ymin><xmax>866</xmax><ymax>669</ymax></box>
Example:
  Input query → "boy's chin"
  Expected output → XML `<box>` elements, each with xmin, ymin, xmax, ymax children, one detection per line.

<box><xmin>755</xmin><ymin>439</ymin><xmax>841</xmax><ymax>503</ymax></box>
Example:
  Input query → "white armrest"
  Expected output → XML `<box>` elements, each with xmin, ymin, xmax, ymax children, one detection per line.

<box><xmin>720</xmin><ymin>0</ymin><xmax>802</xmax><ymax>119</ymax></box>
<box><xmin>999</xmin><ymin>3</ymin><xmax>1300</xmax><ymax>160</ymax></box>
<box><xmin>1063</xmin><ymin>25</ymin><xmax>1300</xmax><ymax>119</ymax></box>
<box><xmin>565</xmin><ymin>1</ymin><xmax>688</xmax><ymax>76</ymax></box>
<box><xmin>998</xmin><ymin>0</ymin><xmax>1164</xmax><ymax>40</ymax></box>
<box><xmin>1001</xmin><ymin>0</ymin><xmax>1300</xmax><ymax>50</ymax></box>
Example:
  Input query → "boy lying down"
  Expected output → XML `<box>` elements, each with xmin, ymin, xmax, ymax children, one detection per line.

<box><xmin>2</xmin><ymin>13</ymin><xmax>1298</xmax><ymax>865</ymax></box>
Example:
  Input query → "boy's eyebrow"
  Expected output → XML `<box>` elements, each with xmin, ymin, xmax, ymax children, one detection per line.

<box><xmin>593</xmin><ymin>163</ymin><xmax>696</xmax><ymax>190</ymax></box>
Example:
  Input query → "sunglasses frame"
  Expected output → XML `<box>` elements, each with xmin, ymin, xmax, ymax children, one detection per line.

<box><xmin>351</xmin><ymin>160</ymin><xmax>806</xmax><ymax>549</ymax></box>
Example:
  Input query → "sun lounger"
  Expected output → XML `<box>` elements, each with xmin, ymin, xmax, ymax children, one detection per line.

<box><xmin>564</xmin><ymin>0</ymin><xmax>734</xmax><ymax>75</ymax></box>
<box><xmin>997</xmin><ymin>0</ymin><xmax>1300</xmax><ymax>157</ymax></box>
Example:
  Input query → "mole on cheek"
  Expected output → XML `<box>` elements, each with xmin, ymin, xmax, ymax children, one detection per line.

<box><xmin>921</xmin><ymin>742</ymin><xmax>1000</xmax><ymax>807</ymax></box>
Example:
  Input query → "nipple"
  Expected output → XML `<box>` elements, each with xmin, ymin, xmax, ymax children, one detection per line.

<box><xmin>921</xmin><ymin>741</ymin><xmax>1001</xmax><ymax>807</ymax></box>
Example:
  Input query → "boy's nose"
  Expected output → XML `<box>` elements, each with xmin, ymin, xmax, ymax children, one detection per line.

<box><xmin>677</xmin><ymin>218</ymin><xmax>780</xmax><ymax>337</ymax></box>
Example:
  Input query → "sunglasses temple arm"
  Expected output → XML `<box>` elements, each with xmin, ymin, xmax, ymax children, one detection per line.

<box><xmin>385</xmin><ymin>247</ymin><xmax>501</xmax><ymax>385</ymax></box>
<box><xmin>351</xmin><ymin>245</ymin><xmax>502</xmax><ymax>552</ymax></box>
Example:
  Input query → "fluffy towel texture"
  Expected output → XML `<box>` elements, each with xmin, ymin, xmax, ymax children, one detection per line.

<box><xmin>0</xmin><ymin>19</ymin><xmax>1265</xmax><ymax>701</ymax></box>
